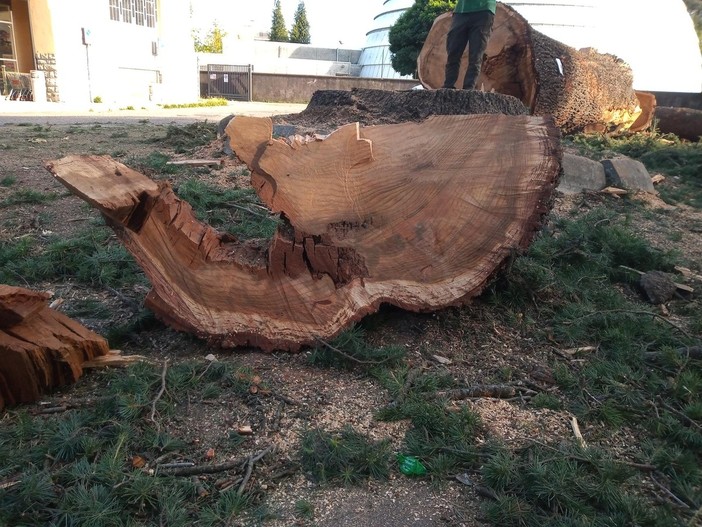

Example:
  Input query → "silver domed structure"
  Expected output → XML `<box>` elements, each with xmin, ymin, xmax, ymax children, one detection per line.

<box><xmin>358</xmin><ymin>0</ymin><xmax>702</xmax><ymax>91</ymax></box>
<box><xmin>358</xmin><ymin>0</ymin><xmax>415</xmax><ymax>79</ymax></box>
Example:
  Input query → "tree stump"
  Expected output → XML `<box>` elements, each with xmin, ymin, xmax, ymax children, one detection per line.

<box><xmin>0</xmin><ymin>285</ymin><xmax>109</xmax><ymax>409</ymax></box>
<box><xmin>417</xmin><ymin>3</ymin><xmax>643</xmax><ymax>133</ymax></box>
<box><xmin>48</xmin><ymin>113</ymin><xmax>561</xmax><ymax>351</ymax></box>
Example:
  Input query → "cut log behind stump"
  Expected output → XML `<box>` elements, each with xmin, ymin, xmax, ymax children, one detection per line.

<box><xmin>48</xmin><ymin>114</ymin><xmax>561</xmax><ymax>351</ymax></box>
<box><xmin>418</xmin><ymin>3</ymin><xmax>641</xmax><ymax>133</ymax></box>
<box><xmin>0</xmin><ymin>285</ymin><xmax>109</xmax><ymax>409</ymax></box>
<box><xmin>655</xmin><ymin>107</ymin><xmax>702</xmax><ymax>142</ymax></box>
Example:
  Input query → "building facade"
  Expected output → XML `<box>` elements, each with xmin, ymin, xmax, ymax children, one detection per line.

<box><xmin>0</xmin><ymin>0</ymin><xmax>198</xmax><ymax>104</ymax></box>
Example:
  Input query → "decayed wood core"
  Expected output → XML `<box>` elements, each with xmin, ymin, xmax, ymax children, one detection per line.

<box><xmin>48</xmin><ymin>114</ymin><xmax>561</xmax><ymax>351</ymax></box>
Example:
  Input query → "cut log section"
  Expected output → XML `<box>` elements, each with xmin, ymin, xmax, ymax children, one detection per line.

<box><xmin>48</xmin><ymin>114</ymin><xmax>561</xmax><ymax>351</ymax></box>
<box><xmin>418</xmin><ymin>3</ymin><xmax>642</xmax><ymax>133</ymax></box>
<box><xmin>655</xmin><ymin>106</ymin><xmax>702</xmax><ymax>142</ymax></box>
<box><xmin>0</xmin><ymin>285</ymin><xmax>110</xmax><ymax>410</ymax></box>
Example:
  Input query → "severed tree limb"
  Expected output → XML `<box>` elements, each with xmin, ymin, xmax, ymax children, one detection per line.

<box><xmin>33</xmin><ymin>396</ymin><xmax>114</xmax><ymax>414</ymax></box>
<box><xmin>157</xmin><ymin>459</ymin><xmax>245</xmax><ymax>477</ymax></box>
<box><xmin>656</xmin><ymin>396</ymin><xmax>702</xmax><ymax>432</ymax></box>
<box><xmin>314</xmin><ymin>337</ymin><xmax>396</xmax><ymax>366</ymax></box>
<box><xmin>566</xmin><ymin>310</ymin><xmax>691</xmax><ymax>339</ymax></box>
<box><xmin>155</xmin><ymin>446</ymin><xmax>274</xmax><ymax>479</ymax></box>
<box><xmin>438</xmin><ymin>385</ymin><xmax>537</xmax><ymax>400</ymax></box>
<box><xmin>149</xmin><ymin>360</ymin><xmax>169</xmax><ymax>434</ymax></box>
<box><xmin>238</xmin><ymin>445</ymin><xmax>275</xmax><ymax>496</ymax></box>
<box><xmin>271</xmin><ymin>393</ymin><xmax>301</xmax><ymax>406</ymax></box>
<box><xmin>644</xmin><ymin>346</ymin><xmax>702</xmax><ymax>363</ymax></box>
<box><xmin>523</xmin><ymin>438</ymin><xmax>656</xmax><ymax>473</ymax></box>
<box><xmin>650</xmin><ymin>473</ymin><xmax>692</xmax><ymax>510</ymax></box>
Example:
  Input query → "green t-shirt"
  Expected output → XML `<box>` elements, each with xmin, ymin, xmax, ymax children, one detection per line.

<box><xmin>454</xmin><ymin>0</ymin><xmax>497</xmax><ymax>14</ymax></box>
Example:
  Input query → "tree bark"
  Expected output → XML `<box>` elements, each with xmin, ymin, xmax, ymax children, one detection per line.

<box><xmin>418</xmin><ymin>3</ymin><xmax>643</xmax><ymax>134</ymax></box>
<box><xmin>0</xmin><ymin>285</ymin><xmax>109</xmax><ymax>409</ymax></box>
<box><xmin>48</xmin><ymin>113</ymin><xmax>561</xmax><ymax>351</ymax></box>
<box><xmin>655</xmin><ymin>106</ymin><xmax>702</xmax><ymax>141</ymax></box>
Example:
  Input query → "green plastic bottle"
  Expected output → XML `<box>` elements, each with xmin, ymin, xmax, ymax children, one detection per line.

<box><xmin>397</xmin><ymin>454</ymin><xmax>427</xmax><ymax>476</ymax></box>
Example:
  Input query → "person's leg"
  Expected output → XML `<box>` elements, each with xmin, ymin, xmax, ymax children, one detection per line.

<box><xmin>443</xmin><ymin>14</ymin><xmax>471</xmax><ymax>89</ymax></box>
<box><xmin>462</xmin><ymin>11</ymin><xmax>495</xmax><ymax>90</ymax></box>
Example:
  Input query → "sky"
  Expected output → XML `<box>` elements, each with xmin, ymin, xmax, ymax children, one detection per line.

<box><xmin>191</xmin><ymin>0</ymin><xmax>380</xmax><ymax>49</ymax></box>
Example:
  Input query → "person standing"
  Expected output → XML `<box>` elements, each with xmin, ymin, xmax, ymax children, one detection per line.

<box><xmin>442</xmin><ymin>0</ymin><xmax>496</xmax><ymax>90</ymax></box>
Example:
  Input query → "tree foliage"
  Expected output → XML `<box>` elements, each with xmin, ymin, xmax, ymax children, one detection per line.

<box><xmin>270</xmin><ymin>0</ymin><xmax>289</xmax><ymax>42</ymax></box>
<box><xmin>388</xmin><ymin>0</ymin><xmax>456</xmax><ymax>76</ymax></box>
<box><xmin>193</xmin><ymin>23</ymin><xmax>226</xmax><ymax>53</ymax></box>
<box><xmin>682</xmin><ymin>0</ymin><xmax>702</xmax><ymax>51</ymax></box>
<box><xmin>290</xmin><ymin>1</ymin><xmax>311</xmax><ymax>44</ymax></box>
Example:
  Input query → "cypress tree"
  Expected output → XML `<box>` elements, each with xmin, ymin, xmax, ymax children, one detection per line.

<box><xmin>289</xmin><ymin>1</ymin><xmax>311</xmax><ymax>44</ymax></box>
<box><xmin>270</xmin><ymin>0</ymin><xmax>289</xmax><ymax>42</ymax></box>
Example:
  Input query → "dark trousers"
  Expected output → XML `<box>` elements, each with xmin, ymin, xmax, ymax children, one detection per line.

<box><xmin>442</xmin><ymin>10</ymin><xmax>495</xmax><ymax>89</ymax></box>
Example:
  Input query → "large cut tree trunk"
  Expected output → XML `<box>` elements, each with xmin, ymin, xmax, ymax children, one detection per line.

<box><xmin>655</xmin><ymin>106</ymin><xmax>702</xmax><ymax>141</ymax></box>
<box><xmin>0</xmin><ymin>285</ymin><xmax>109</xmax><ymax>409</ymax></box>
<box><xmin>48</xmin><ymin>114</ymin><xmax>561</xmax><ymax>351</ymax></box>
<box><xmin>418</xmin><ymin>3</ymin><xmax>643</xmax><ymax>133</ymax></box>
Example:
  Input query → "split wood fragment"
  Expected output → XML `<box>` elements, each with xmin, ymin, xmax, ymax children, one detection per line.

<box><xmin>570</xmin><ymin>416</ymin><xmax>588</xmax><ymax>449</ymax></box>
<box><xmin>0</xmin><ymin>284</ymin><xmax>110</xmax><ymax>409</ymax></box>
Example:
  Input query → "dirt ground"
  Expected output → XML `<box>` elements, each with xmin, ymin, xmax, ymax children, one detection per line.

<box><xmin>1</xmin><ymin>103</ymin><xmax>701</xmax><ymax>526</ymax></box>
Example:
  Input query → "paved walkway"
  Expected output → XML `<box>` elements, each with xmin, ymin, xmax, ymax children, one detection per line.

<box><xmin>0</xmin><ymin>100</ymin><xmax>307</xmax><ymax>125</ymax></box>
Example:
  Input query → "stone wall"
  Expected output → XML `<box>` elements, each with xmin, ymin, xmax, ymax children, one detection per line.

<box><xmin>650</xmin><ymin>91</ymin><xmax>702</xmax><ymax>111</ymax></box>
<box><xmin>199</xmin><ymin>70</ymin><xmax>419</xmax><ymax>103</ymax></box>
<box><xmin>34</xmin><ymin>53</ymin><xmax>59</xmax><ymax>102</ymax></box>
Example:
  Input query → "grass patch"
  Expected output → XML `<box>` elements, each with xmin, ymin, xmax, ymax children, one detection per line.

<box><xmin>294</xmin><ymin>499</ymin><xmax>314</xmax><ymax>519</ymax></box>
<box><xmin>0</xmin><ymin>175</ymin><xmax>16</xmax><ymax>187</ymax></box>
<box><xmin>0</xmin><ymin>226</ymin><xmax>144</xmax><ymax>288</ymax></box>
<box><xmin>300</xmin><ymin>426</ymin><xmax>391</xmax><ymax>485</ymax></box>
<box><xmin>64</xmin><ymin>299</ymin><xmax>113</xmax><ymax>319</ymax></box>
<box><xmin>300</xmin><ymin>207</ymin><xmax>700</xmax><ymax>523</ymax></box>
<box><xmin>483</xmin><ymin>206</ymin><xmax>702</xmax><ymax>523</ymax></box>
<box><xmin>481</xmin><ymin>444</ymin><xmax>676</xmax><ymax>526</ymax></box>
<box><xmin>154</xmin><ymin>122</ymin><xmax>218</xmax><ymax>154</ymax></box>
<box><xmin>307</xmin><ymin>326</ymin><xmax>406</xmax><ymax>370</ymax></box>
<box><xmin>0</xmin><ymin>361</ymin><xmax>267</xmax><ymax>527</ymax></box>
<box><xmin>128</xmin><ymin>151</ymin><xmax>181</xmax><ymax>175</ymax></box>
<box><xmin>176</xmin><ymin>179</ymin><xmax>281</xmax><ymax>240</ymax></box>
<box><xmin>1</xmin><ymin>188</ymin><xmax>59</xmax><ymax>207</ymax></box>
<box><xmin>162</xmin><ymin>98</ymin><xmax>229</xmax><ymax>109</ymax></box>
<box><xmin>565</xmin><ymin>132</ymin><xmax>702</xmax><ymax>207</ymax></box>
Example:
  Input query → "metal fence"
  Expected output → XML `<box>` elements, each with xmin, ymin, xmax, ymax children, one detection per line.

<box><xmin>206</xmin><ymin>64</ymin><xmax>252</xmax><ymax>101</ymax></box>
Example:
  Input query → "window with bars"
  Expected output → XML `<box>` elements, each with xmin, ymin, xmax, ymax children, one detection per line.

<box><xmin>134</xmin><ymin>0</ymin><xmax>144</xmax><ymax>26</ymax></box>
<box><xmin>109</xmin><ymin>0</ymin><xmax>119</xmax><ymax>21</ymax></box>
<box><xmin>110</xmin><ymin>0</ymin><xmax>156</xmax><ymax>28</ymax></box>
<box><xmin>120</xmin><ymin>0</ymin><xmax>132</xmax><ymax>23</ymax></box>
<box><xmin>145</xmin><ymin>0</ymin><xmax>156</xmax><ymax>28</ymax></box>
